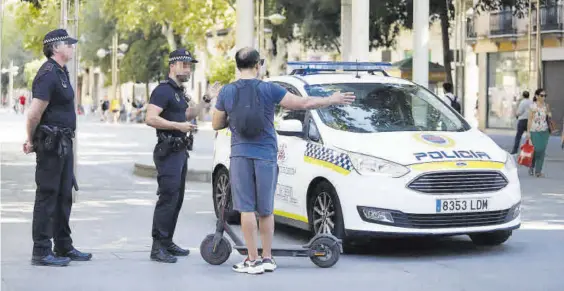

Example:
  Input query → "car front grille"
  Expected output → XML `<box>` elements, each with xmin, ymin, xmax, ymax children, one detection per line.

<box><xmin>407</xmin><ymin>171</ymin><xmax>508</xmax><ymax>194</ymax></box>
<box><xmin>391</xmin><ymin>209</ymin><xmax>511</xmax><ymax>229</ymax></box>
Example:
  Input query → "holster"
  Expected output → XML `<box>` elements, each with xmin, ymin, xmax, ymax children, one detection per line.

<box><xmin>34</xmin><ymin>125</ymin><xmax>74</xmax><ymax>158</ymax></box>
<box><xmin>155</xmin><ymin>132</ymin><xmax>193</xmax><ymax>159</ymax></box>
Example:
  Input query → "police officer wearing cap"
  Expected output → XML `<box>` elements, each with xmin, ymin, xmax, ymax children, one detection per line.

<box><xmin>145</xmin><ymin>48</ymin><xmax>221</xmax><ymax>263</ymax></box>
<box><xmin>23</xmin><ymin>29</ymin><xmax>92</xmax><ymax>266</ymax></box>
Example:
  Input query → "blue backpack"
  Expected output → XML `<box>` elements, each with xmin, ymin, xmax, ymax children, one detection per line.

<box><xmin>230</xmin><ymin>80</ymin><xmax>265</xmax><ymax>139</ymax></box>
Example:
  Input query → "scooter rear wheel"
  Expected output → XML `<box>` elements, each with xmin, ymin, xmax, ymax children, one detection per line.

<box><xmin>309</xmin><ymin>236</ymin><xmax>341</xmax><ymax>268</ymax></box>
<box><xmin>200</xmin><ymin>234</ymin><xmax>232</xmax><ymax>265</ymax></box>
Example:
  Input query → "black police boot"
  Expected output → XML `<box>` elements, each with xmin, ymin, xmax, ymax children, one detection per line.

<box><xmin>31</xmin><ymin>253</ymin><xmax>71</xmax><ymax>267</ymax></box>
<box><xmin>55</xmin><ymin>247</ymin><xmax>93</xmax><ymax>261</ymax></box>
<box><xmin>166</xmin><ymin>242</ymin><xmax>190</xmax><ymax>256</ymax></box>
<box><xmin>150</xmin><ymin>241</ymin><xmax>177</xmax><ymax>263</ymax></box>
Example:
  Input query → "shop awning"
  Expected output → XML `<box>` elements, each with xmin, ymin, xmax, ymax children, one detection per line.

<box><xmin>389</xmin><ymin>57</ymin><xmax>447</xmax><ymax>83</ymax></box>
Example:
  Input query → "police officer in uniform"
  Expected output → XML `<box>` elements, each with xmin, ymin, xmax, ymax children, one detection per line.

<box><xmin>145</xmin><ymin>48</ymin><xmax>221</xmax><ymax>263</ymax></box>
<box><xmin>23</xmin><ymin>29</ymin><xmax>92</xmax><ymax>266</ymax></box>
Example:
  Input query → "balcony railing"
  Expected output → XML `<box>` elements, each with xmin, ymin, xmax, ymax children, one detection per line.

<box><xmin>533</xmin><ymin>4</ymin><xmax>564</xmax><ymax>31</ymax></box>
<box><xmin>489</xmin><ymin>10</ymin><xmax>518</xmax><ymax>36</ymax></box>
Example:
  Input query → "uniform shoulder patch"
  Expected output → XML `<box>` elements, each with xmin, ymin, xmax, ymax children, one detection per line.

<box><xmin>35</xmin><ymin>62</ymin><xmax>54</xmax><ymax>79</ymax></box>
<box><xmin>43</xmin><ymin>63</ymin><xmax>54</xmax><ymax>71</ymax></box>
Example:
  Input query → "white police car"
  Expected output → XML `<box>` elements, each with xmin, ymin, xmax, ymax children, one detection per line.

<box><xmin>211</xmin><ymin>62</ymin><xmax>521</xmax><ymax>248</ymax></box>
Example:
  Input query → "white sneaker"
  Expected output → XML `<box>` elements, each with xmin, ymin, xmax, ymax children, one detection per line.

<box><xmin>232</xmin><ymin>257</ymin><xmax>264</xmax><ymax>274</ymax></box>
<box><xmin>261</xmin><ymin>257</ymin><xmax>277</xmax><ymax>272</ymax></box>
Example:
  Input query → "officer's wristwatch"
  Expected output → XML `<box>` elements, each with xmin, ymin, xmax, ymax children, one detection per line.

<box><xmin>203</xmin><ymin>94</ymin><xmax>211</xmax><ymax>103</ymax></box>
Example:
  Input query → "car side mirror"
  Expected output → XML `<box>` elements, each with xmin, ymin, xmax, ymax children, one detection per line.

<box><xmin>277</xmin><ymin>119</ymin><xmax>304</xmax><ymax>137</ymax></box>
<box><xmin>308</xmin><ymin>122</ymin><xmax>321</xmax><ymax>142</ymax></box>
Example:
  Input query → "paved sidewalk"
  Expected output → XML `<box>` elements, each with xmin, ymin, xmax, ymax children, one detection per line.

<box><xmin>485</xmin><ymin>129</ymin><xmax>564</xmax><ymax>162</ymax></box>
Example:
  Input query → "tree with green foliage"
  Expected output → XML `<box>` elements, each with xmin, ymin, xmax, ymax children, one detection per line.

<box><xmin>78</xmin><ymin>0</ymin><xmax>115</xmax><ymax>75</ymax></box>
<box><xmin>100</xmin><ymin>0</ymin><xmax>234</xmax><ymax>52</ymax></box>
<box><xmin>14</xmin><ymin>0</ymin><xmax>61</xmax><ymax>57</ymax></box>
<box><xmin>119</xmin><ymin>27</ymin><xmax>170</xmax><ymax>100</ymax></box>
<box><xmin>1</xmin><ymin>2</ymin><xmax>35</xmax><ymax>93</ymax></box>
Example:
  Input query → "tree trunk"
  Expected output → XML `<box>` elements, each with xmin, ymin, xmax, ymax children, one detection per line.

<box><xmin>145</xmin><ymin>82</ymin><xmax>150</xmax><ymax>102</ymax></box>
<box><xmin>440</xmin><ymin>6</ymin><xmax>453</xmax><ymax>85</ymax></box>
<box><xmin>162</xmin><ymin>23</ymin><xmax>177</xmax><ymax>51</ymax></box>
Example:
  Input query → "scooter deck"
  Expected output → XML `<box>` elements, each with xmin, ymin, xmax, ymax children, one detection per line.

<box><xmin>233</xmin><ymin>245</ymin><xmax>311</xmax><ymax>257</ymax></box>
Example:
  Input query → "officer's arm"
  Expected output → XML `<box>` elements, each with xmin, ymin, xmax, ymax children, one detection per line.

<box><xmin>212</xmin><ymin>85</ymin><xmax>228</xmax><ymax>130</ymax></box>
<box><xmin>26</xmin><ymin>73</ymin><xmax>53</xmax><ymax>143</ymax></box>
<box><xmin>26</xmin><ymin>99</ymin><xmax>49</xmax><ymax>142</ymax></box>
<box><xmin>145</xmin><ymin>104</ymin><xmax>184</xmax><ymax>130</ymax></box>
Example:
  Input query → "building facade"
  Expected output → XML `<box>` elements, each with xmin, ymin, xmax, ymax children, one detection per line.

<box><xmin>466</xmin><ymin>0</ymin><xmax>564</xmax><ymax>131</ymax></box>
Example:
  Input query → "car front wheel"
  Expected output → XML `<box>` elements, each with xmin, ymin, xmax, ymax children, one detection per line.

<box><xmin>309</xmin><ymin>181</ymin><xmax>345</xmax><ymax>239</ymax></box>
<box><xmin>212</xmin><ymin>167</ymin><xmax>240</xmax><ymax>225</ymax></box>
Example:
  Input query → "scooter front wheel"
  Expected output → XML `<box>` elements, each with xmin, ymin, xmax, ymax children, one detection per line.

<box><xmin>200</xmin><ymin>234</ymin><xmax>232</xmax><ymax>265</ymax></box>
<box><xmin>309</xmin><ymin>236</ymin><xmax>341</xmax><ymax>268</ymax></box>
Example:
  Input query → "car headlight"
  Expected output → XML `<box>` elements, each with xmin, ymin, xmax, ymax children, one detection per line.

<box><xmin>505</xmin><ymin>152</ymin><xmax>517</xmax><ymax>171</ymax></box>
<box><xmin>347</xmin><ymin>151</ymin><xmax>410</xmax><ymax>178</ymax></box>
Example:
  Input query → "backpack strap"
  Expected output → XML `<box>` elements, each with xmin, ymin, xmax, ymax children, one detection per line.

<box><xmin>232</xmin><ymin>79</ymin><xmax>262</xmax><ymax>109</ymax></box>
<box><xmin>232</xmin><ymin>82</ymin><xmax>241</xmax><ymax>110</ymax></box>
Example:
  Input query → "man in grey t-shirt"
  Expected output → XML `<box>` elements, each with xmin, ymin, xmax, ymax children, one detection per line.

<box><xmin>511</xmin><ymin>91</ymin><xmax>533</xmax><ymax>154</ymax></box>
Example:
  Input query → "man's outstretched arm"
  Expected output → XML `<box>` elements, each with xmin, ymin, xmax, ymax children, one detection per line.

<box><xmin>279</xmin><ymin>91</ymin><xmax>356</xmax><ymax>110</ymax></box>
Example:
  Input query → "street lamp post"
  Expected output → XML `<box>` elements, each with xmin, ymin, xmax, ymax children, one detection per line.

<box><xmin>413</xmin><ymin>0</ymin><xmax>430</xmax><ymax>88</ymax></box>
<box><xmin>257</xmin><ymin>2</ymin><xmax>286</xmax><ymax>64</ymax></box>
<box><xmin>535</xmin><ymin>0</ymin><xmax>542</xmax><ymax>88</ymax></box>
<box><xmin>97</xmin><ymin>34</ymin><xmax>128</xmax><ymax>103</ymax></box>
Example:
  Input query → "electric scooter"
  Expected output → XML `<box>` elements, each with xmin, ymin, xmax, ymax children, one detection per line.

<box><xmin>200</xmin><ymin>202</ymin><xmax>343</xmax><ymax>268</ymax></box>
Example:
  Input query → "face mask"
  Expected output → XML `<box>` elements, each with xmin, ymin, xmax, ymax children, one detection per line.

<box><xmin>176</xmin><ymin>74</ymin><xmax>189</xmax><ymax>83</ymax></box>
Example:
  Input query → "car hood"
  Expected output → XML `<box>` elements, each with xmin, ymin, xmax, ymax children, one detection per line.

<box><xmin>325</xmin><ymin>129</ymin><xmax>507</xmax><ymax>165</ymax></box>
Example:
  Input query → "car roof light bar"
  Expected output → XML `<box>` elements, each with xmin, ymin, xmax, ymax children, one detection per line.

<box><xmin>287</xmin><ymin>61</ymin><xmax>392</xmax><ymax>77</ymax></box>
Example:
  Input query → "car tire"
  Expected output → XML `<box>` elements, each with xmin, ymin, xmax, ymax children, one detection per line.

<box><xmin>212</xmin><ymin>167</ymin><xmax>240</xmax><ymax>225</ymax></box>
<box><xmin>308</xmin><ymin>181</ymin><xmax>346</xmax><ymax>240</ymax></box>
<box><xmin>469</xmin><ymin>230</ymin><xmax>512</xmax><ymax>246</ymax></box>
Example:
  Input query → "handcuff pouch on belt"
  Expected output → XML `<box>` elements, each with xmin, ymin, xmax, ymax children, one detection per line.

<box><xmin>155</xmin><ymin>132</ymin><xmax>194</xmax><ymax>159</ymax></box>
<box><xmin>34</xmin><ymin>125</ymin><xmax>74</xmax><ymax>158</ymax></box>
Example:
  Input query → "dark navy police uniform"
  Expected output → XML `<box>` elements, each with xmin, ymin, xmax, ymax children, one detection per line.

<box><xmin>30</xmin><ymin>29</ymin><xmax>91</xmax><ymax>266</ymax></box>
<box><xmin>149</xmin><ymin>48</ymin><xmax>198</xmax><ymax>263</ymax></box>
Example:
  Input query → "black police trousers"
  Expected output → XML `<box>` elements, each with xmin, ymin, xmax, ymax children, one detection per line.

<box><xmin>151</xmin><ymin>147</ymin><xmax>188</xmax><ymax>247</ymax></box>
<box><xmin>32</xmin><ymin>141</ymin><xmax>74</xmax><ymax>256</ymax></box>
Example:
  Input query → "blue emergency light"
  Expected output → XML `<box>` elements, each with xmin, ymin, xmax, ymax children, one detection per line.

<box><xmin>287</xmin><ymin>61</ymin><xmax>392</xmax><ymax>77</ymax></box>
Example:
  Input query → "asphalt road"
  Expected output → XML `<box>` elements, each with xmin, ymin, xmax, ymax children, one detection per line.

<box><xmin>1</xmin><ymin>113</ymin><xmax>564</xmax><ymax>291</ymax></box>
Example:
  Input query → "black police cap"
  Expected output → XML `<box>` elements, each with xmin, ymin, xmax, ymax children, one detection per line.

<box><xmin>43</xmin><ymin>29</ymin><xmax>78</xmax><ymax>45</ymax></box>
<box><xmin>169</xmin><ymin>48</ymin><xmax>198</xmax><ymax>63</ymax></box>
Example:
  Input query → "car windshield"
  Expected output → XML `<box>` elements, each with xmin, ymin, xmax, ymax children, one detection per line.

<box><xmin>304</xmin><ymin>82</ymin><xmax>469</xmax><ymax>133</ymax></box>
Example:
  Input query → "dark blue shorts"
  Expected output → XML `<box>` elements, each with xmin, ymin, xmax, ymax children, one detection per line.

<box><xmin>229</xmin><ymin>157</ymin><xmax>278</xmax><ymax>216</ymax></box>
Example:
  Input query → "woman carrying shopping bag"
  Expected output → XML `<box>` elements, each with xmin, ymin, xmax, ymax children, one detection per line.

<box><xmin>526</xmin><ymin>88</ymin><xmax>553</xmax><ymax>177</ymax></box>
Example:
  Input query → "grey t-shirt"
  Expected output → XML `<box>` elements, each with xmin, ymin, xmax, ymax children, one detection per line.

<box><xmin>516</xmin><ymin>98</ymin><xmax>533</xmax><ymax>120</ymax></box>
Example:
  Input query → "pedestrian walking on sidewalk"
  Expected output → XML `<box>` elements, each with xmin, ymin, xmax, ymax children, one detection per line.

<box><xmin>23</xmin><ymin>29</ymin><xmax>92</xmax><ymax>267</ymax></box>
<box><xmin>527</xmin><ymin>88</ymin><xmax>553</xmax><ymax>177</ymax></box>
<box><xmin>511</xmin><ymin>91</ymin><xmax>533</xmax><ymax>154</ymax></box>
<box><xmin>212</xmin><ymin>47</ymin><xmax>356</xmax><ymax>274</ymax></box>
<box><xmin>145</xmin><ymin>48</ymin><xmax>221</xmax><ymax>263</ymax></box>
